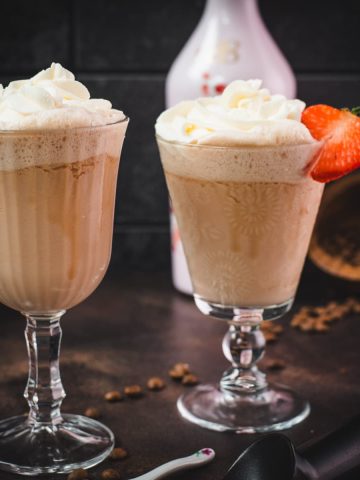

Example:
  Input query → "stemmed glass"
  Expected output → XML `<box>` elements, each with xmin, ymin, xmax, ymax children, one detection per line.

<box><xmin>0</xmin><ymin>118</ymin><xmax>128</xmax><ymax>474</ymax></box>
<box><xmin>157</xmin><ymin>137</ymin><xmax>324</xmax><ymax>433</ymax></box>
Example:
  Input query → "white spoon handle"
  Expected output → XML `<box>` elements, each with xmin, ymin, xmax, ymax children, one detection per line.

<box><xmin>130</xmin><ymin>448</ymin><xmax>215</xmax><ymax>480</ymax></box>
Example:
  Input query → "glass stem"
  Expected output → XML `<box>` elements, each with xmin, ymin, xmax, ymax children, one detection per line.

<box><xmin>23</xmin><ymin>311</ymin><xmax>66</xmax><ymax>425</ymax></box>
<box><xmin>221</xmin><ymin>309</ymin><xmax>267</xmax><ymax>394</ymax></box>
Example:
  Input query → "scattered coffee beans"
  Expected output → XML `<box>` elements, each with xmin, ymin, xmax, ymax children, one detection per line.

<box><xmin>291</xmin><ymin>298</ymin><xmax>360</xmax><ymax>333</ymax></box>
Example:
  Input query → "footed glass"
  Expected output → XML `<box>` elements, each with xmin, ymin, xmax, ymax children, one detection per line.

<box><xmin>157</xmin><ymin>138</ymin><xmax>324</xmax><ymax>433</ymax></box>
<box><xmin>0</xmin><ymin>119</ymin><xmax>128</xmax><ymax>474</ymax></box>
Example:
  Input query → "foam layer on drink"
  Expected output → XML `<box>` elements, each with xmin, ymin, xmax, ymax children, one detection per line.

<box><xmin>0</xmin><ymin>63</ymin><xmax>125</xmax><ymax>130</ymax></box>
<box><xmin>0</xmin><ymin>122</ymin><xmax>127</xmax><ymax>171</ymax></box>
<box><xmin>156</xmin><ymin>79</ymin><xmax>315</xmax><ymax>146</ymax></box>
<box><xmin>158</xmin><ymin>140</ymin><xmax>321</xmax><ymax>183</ymax></box>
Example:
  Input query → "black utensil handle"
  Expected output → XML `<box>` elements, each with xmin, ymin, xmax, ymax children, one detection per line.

<box><xmin>302</xmin><ymin>415</ymin><xmax>360</xmax><ymax>480</ymax></box>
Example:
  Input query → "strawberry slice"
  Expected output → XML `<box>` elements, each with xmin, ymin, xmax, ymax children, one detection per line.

<box><xmin>301</xmin><ymin>105</ymin><xmax>360</xmax><ymax>182</ymax></box>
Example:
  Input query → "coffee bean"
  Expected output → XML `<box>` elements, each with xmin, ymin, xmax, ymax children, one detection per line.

<box><xmin>101</xmin><ymin>469</ymin><xmax>121</xmax><ymax>480</ymax></box>
<box><xmin>169</xmin><ymin>362</ymin><xmax>190</xmax><ymax>380</ymax></box>
<box><xmin>104</xmin><ymin>390</ymin><xmax>123</xmax><ymax>402</ymax></box>
<box><xmin>67</xmin><ymin>469</ymin><xmax>88</xmax><ymax>480</ymax></box>
<box><xmin>168</xmin><ymin>368</ymin><xmax>184</xmax><ymax>380</ymax></box>
<box><xmin>314</xmin><ymin>322</ymin><xmax>330</xmax><ymax>332</ymax></box>
<box><xmin>109</xmin><ymin>447</ymin><xmax>128</xmax><ymax>460</ymax></box>
<box><xmin>173</xmin><ymin>363</ymin><xmax>190</xmax><ymax>374</ymax></box>
<box><xmin>147</xmin><ymin>377</ymin><xmax>166</xmax><ymax>391</ymax></box>
<box><xmin>124</xmin><ymin>385</ymin><xmax>143</xmax><ymax>398</ymax></box>
<box><xmin>84</xmin><ymin>407</ymin><xmax>101</xmax><ymax>419</ymax></box>
<box><xmin>182</xmin><ymin>374</ymin><xmax>199</xmax><ymax>386</ymax></box>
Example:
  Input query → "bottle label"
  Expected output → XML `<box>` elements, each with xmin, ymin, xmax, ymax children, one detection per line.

<box><xmin>201</xmin><ymin>72</ymin><xmax>227</xmax><ymax>96</ymax></box>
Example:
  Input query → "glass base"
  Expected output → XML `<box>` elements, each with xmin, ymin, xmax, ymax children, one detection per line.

<box><xmin>177</xmin><ymin>383</ymin><xmax>310</xmax><ymax>433</ymax></box>
<box><xmin>194</xmin><ymin>295</ymin><xmax>293</xmax><ymax>321</ymax></box>
<box><xmin>0</xmin><ymin>414</ymin><xmax>114</xmax><ymax>475</ymax></box>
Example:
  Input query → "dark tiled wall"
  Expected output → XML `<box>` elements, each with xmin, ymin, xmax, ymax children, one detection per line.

<box><xmin>1</xmin><ymin>1</ymin><xmax>359</xmax><ymax>270</ymax></box>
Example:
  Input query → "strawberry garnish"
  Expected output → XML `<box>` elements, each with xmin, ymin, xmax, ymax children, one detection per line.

<box><xmin>301</xmin><ymin>105</ymin><xmax>360</xmax><ymax>182</ymax></box>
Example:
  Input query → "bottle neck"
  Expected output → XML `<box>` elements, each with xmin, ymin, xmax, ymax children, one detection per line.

<box><xmin>204</xmin><ymin>0</ymin><xmax>259</xmax><ymax>20</ymax></box>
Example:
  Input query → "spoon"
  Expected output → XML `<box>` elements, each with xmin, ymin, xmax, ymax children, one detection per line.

<box><xmin>129</xmin><ymin>448</ymin><xmax>215</xmax><ymax>480</ymax></box>
<box><xmin>223</xmin><ymin>415</ymin><xmax>360</xmax><ymax>480</ymax></box>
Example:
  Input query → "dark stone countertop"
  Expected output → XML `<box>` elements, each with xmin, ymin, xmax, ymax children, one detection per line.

<box><xmin>0</xmin><ymin>261</ymin><xmax>359</xmax><ymax>480</ymax></box>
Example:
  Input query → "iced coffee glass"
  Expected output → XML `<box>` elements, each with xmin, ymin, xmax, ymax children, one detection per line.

<box><xmin>0</xmin><ymin>119</ymin><xmax>128</xmax><ymax>474</ymax></box>
<box><xmin>157</xmin><ymin>137</ymin><xmax>324</xmax><ymax>433</ymax></box>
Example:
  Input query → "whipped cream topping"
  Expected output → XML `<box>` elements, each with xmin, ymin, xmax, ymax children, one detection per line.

<box><xmin>0</xmin><ymin>63</ymin><xmax>125</xmax><ymax>129</ymax></box>
<box><xmin>156</xmin><ymin>80</ymin><xmax>315</xmax><ymax>146</ymax></box>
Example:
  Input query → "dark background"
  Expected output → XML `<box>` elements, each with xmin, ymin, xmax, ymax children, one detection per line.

<box><xmin>0</xmin><ymin>0</ymin><xmax>359</xmax><ymax>272</ymax></box>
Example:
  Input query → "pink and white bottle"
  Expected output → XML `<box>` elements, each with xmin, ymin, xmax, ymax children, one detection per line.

<box><xmin>166</xmin><ymin>0</ymin><xmax>297</xmax><ymax>294</ymax></box>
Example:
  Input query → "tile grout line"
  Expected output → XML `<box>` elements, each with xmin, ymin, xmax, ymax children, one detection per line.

<box><xmin>78</xmin><ymin>71</ymin><xmax>360</xmax><ymax>80</ymax></box>
<box><xmin>113</xmin><ymin>223</ymin><xmax>169</xmax><ymax>233</ymax></box>
<box><xmin>1</xmin><ymin>71</ymin><xmax>360</xmax><ymax>80</ymax></box>
<box><xmin>68</xmin><ymin>0</ymin><xmax>76</xmax><ymax>71</ymax></box>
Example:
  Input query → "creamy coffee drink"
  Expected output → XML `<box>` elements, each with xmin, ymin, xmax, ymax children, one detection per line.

<box><xmin>0</xmin><ymin>63</ymin><xmax>127</xmax><ymax>312</ymax></box>
<box><xmin>0</xmin><ymin>64</ymin><xmax>128</xmax><ymax>475</ymax></box>
<box><xmin>156</xmin><ymin>80</ymin><xmax>323</xmax><ymax>307</ymax></box>
<box><xmin>159</xmin><ymin>142</ymin><xmax>323</xmax><ymax>306</ymax></box>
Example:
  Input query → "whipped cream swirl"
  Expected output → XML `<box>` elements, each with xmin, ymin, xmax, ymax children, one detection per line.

<box><xmin>156</xmin><ymin>80</ymin><xmax>315</xmax><ymax>146</ymax></box>
<box><xmin>0</xmin><ymin>63</ymin><xmax>125</xmax><ymax>129</ymax></box>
